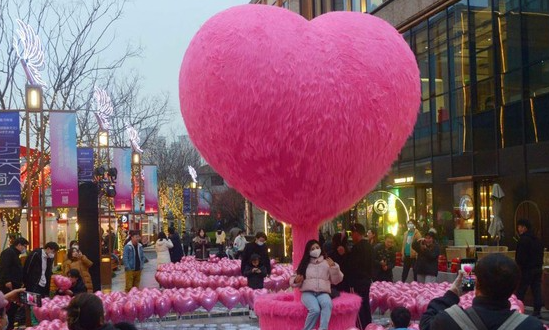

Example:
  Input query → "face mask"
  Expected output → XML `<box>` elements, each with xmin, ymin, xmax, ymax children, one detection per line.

<box><xmin>407</xmin><ymin>224</ymin><xmax>415</xmax><ymax>230</ymax></box>
<box><xmin>48</xmin><ymin>253</ymin><xmax>55</xmax><ymax>259</ymax></box>
<box><xmin>309</xmin><ymin>249</ymin><xmax>321</xmax><ymax>258</ymax></box>
<box><xmin>21</xmin><ymin>248</ymin><xmax>27</xmax><ymax>254</ymax></box>
<box><xmin>257</xmin><ymin>241</ymin><xmax>265</xmax><ymax>246</ymax></box>
<box><xmin>73</xmin><ymin>245</ymin><xmax>79</xmax><ymax>250</ymax></box>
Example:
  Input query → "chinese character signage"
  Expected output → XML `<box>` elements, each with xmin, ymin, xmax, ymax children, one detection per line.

<box><xmin>0</xmin><ymin>112</ymin><xmax>21</xmax><ymax>208</ymax></box>
<box><xmin>113</xmin><ymin>148</ymin><xmax>132</xmax><ymax>212</ymax></box>
<box><xmin>50</xmin><ymin>112</ymin><xmax>78</xmax><ymax>207</ymax></box>
<box><xmin>77</xmin><ymin>148</ymin><xmax>94</xmax><ymax>182</ymax></box>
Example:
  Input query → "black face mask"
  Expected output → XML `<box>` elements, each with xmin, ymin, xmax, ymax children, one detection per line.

<box><xmin>217</xmin><ymin>230</ymin><xmax>222</xmax><ymax>234</ymax></box>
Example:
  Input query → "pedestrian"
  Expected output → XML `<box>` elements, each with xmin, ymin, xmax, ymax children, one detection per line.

<box><xmin>122</xmin><ymin>231</ymin><xmax>145</xmax><ymax>292</ymax></box>
<box><xmin>154</xmin><ymin>232</ymin><xmax>173</xmax><ymax>266</ymax></box>
<box><xmin>515</xmin><ymin>218</ymin><xmax>544</xmax><ymax>318</ymax></box>
<box><xmin>242</xmin><ymin>254</ymin><xmax>267</xmax><ymax>319</ymax></box>
<box><xmin>182</xmin><ymin>230</ymin><xmax>192</xmax><ymax>256</ymax></box>
<box><xmin>367</xmin><ymin>229</ymin><xmax>379</xmax><ymax>247</ymax></box>
<box><xmin>193</xmin><ymin>229</ymin><xmax>211</xmax><ymax>261</ymax></box>
<box><xmin>167</xmin><ymin>227</ymin><xmax>184</xmax><ymax>263</ymax></box>
<box><xmin>411</xmin><ymin>231</ymin><xmax>439</xmax><ymax>283</ymax></box>
<box><xmin>62</xmin><ymin>247</ymin><xmax>93</xmax><ymax>292</ymax></box>
<box><xmin>401</xmin><ymin>220</ymin><xmax>421</xmax><ymax>282</ymax></box>
<box><xmin>373</xmin><ymin>234</ymin><xmax>396</xmax><ymax>282</ymax></box>
<box><xmin>215</xmin><ymin>229</ymin><xmax>226</xmax><ymax>258</ymax></box>
<box><xmin>420</xmin><ymin>254</ymin><xmax>543</xmax><ymax>329</ymax></box>
<box><xmin>290</xmin><ymin>239</ymin><xmax>343</xmax><ymax>330</ymax></box>
<box><xmin>56</xmin><ymin>269</ymin><xmax>87</xmax><ymax>296</ymax></box>
<box><xmin>328</xmin><ymin>232</ymin><xmax>349</xmax><ymax>292</ymax></box>
<box><xmin>0</xmin><ymin>237</ymin><xmax>29</xmax><ymax>330</ymax></box>
<box><xmin>23</xmin><ymin>241</ymin><xmax>59</xmax><ymax>297</ymax></box>
<box><xmin>232</xmin><ymin>230</ymin><xmax>247</xmax><ymax>259</ymax></box>
<box><xmin>390</xmin><ymin>306</ymin><xmax>413</xmax><ymax>330</ymax></box>
<box><xmin>240</xmin><ymin>232</ymin><xmax>271</xmax><ymax>276</ymax></box>
<box><xmin>65</xmin><ymin>292</ymin><xmax>135</xmax><ymax>330</ymax></box>
<box><xmin>346</xmin><ymin>223</ymin><xmax>373</xmax><ymax>328</ymax></box>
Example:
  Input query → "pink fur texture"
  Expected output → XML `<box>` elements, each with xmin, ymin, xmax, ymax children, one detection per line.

<box><xmin>179</xmin><ymin>5</ymin><xmax>420</xmax><ymax>229</ymax></box>
<box><xmin>254</xmin><ymin>292</ymin><xmax>362</xmax><ymax>330</ymax></box>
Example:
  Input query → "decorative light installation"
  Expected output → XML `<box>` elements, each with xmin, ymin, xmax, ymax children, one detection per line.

<box><xmin>188</xmin><ymin>166</ymin><xmax>197</xmax><ymax>183</ymax></box>
<box><xmin>94</xmin><ymin>87</ymin><xmax>114</xmax><ymax>131</ymax></box>
<box><xmin>125</xmin><ymin>122</ymin><xmax>143</xmax><ymax>153</ymax></box>
<box><xmin>13</xmin><ymin>19</ymin><xmax>46</xmax><ymax>87</ymax></box>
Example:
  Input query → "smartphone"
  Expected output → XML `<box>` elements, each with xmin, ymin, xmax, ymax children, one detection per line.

<box><xmin>19</xmin><ymin>291</ymin><xmax>42</xmax><ymax>307</ymax></box>
<box><xmin>460</xmin><ymin>258</ymin><xmax>476</xmax><ymax>292</ymax></box>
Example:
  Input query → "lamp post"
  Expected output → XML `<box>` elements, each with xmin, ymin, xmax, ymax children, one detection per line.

<box><xmin>24</xmin><ymin>84</ymin><xmax>43</xmax><ymax>249</ymax></box>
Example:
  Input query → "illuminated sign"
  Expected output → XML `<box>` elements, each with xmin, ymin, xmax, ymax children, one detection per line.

<box><xmin>13</xmin><ymin>19</ymin><xmax>46</xmax><ymax>87</ymax></box>
<box><xmin>94</xmin><ymin>87</ymin><xmax>113</xmax><ymax>131</ymax></box>
<box><xmin>373</xmin><ymin>199</ymin><xmax>388</xmax><ymax>215</ymax></box>
<box><xmin>394</xmin><ymin>176</ymin><xmax>414</xmax><ymax>184</ymax></box>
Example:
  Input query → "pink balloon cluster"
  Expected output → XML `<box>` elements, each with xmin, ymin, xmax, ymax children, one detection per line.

<box><xmin>28</xmin><ymin>319</ymin><xmax>67</xmax><ymax>330</ymax></box>
<box><xmin>363</xmin><ymin>324</ymin><xmax>420</xmax><ymax>330</ymax></box>
<box><xmin>369</xmin><ymin>281</ymin><xmax>525</xmax><ymax>320</ymax></box>
<box><xmin>33</xmin><ymin>287</ymin><xmax>270</xmax><ymax>323</ymax></box>
<box><xmin>52</xmin><ymin>275</ymin><xmax>72</xmax><ymax>291</ymax></box>
<box><xmin>155</xmin><ymin>256</ymin><xmax>292</xmax><ymax>292</ymax></box>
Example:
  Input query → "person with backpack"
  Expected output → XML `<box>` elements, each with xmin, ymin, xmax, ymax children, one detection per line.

<box><xmin>515</xmin><ymin>218</ymin><xmax>544</xmax><ymax>318</ymax></box>
<box><xmin>419</xmin><ymin>253</ymin><xmax>543</xmax><ymax>330</ymax></box>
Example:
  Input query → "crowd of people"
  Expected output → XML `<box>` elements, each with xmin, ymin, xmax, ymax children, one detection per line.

<box><xmin>0</xmin><ymin>218</ymin><xmax>545</xmax><ymax>330</ymax></box>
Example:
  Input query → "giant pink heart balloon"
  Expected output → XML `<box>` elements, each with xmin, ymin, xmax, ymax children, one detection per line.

<box><xmin>180</xmin><ymin>5</ymin><xmax>419</xmax><ymax>226</ymax></box>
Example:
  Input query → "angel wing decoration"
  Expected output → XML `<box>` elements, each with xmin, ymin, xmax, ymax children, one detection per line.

<box><xmin>94</xmin><ymin>87</ymin><xmax>114</xmax><ymax>130</ymax></box>
<box><xmin>125</xmin><ymin>122</ymin><xmax>143</xmax><ymax>153</ymax></box>
<box><xmin>188</xmin><ymin>166</ymin><xmax>197</xmax><ymax>183</ymax></box>
<box><xmin>13</xmin><ymin>19</ymin><xmax>46</xmax><ymax>87</ymax></box>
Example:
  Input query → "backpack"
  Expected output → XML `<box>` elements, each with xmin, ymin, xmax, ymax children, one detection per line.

<box><xmin>445</xmin><ymin>305</ymin><xmax>528</xmax><ymax>330</ymax></box>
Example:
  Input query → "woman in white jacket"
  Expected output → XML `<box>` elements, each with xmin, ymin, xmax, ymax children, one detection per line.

<box><xmin>155</xmin><ymin>232</ymin><xmax>173</xmax><ymax>265</ymax></box>
<box><xmin>290</xmin><ymin>239</ymin><xmax>343</xmax><ymax>330</ymax></box>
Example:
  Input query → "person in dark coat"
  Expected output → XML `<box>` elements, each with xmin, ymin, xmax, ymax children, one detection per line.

<box><xmin>242</xmin><ymin>254</ymin><xmax>267</xmax><ymax>289</ymax></box>
<box><xmin>373</xmin><ymin>234</ymin><xmax>396</xmax><ymax>282</ymax></box>
<box><xmin>345</xmin><ymin>223</ymin><xmax>373</xmax><ymax>328</ymax></box>
<box><xmin>328</xmin><ymin>232</ymin><xmax>349</xmax><ymax>292</ymax></box>
<box><xmin>56</xmin><ymin>269</ymin><xmax>87</xmax><ymax>297</ymax></box>
<box><xmin>167</xmin><ymin>227</ymin><xmax>184</xmax><ymax>263</ymax></box>
<box><xmin>412</xmin><ymin>231</ymin><xmax>439</xmax><ymax>283</ymax></box>
<box><xmin>23</xmin><ymin>241</ymin><xmax>59</xmax><ymax>297</ymax></box>
<box><xmin>240</xmin><ymin>232</ymin><xmax>271</xmax><ymax>276</ymax></box>
<box><xmin>515</xmin><ymin>218</ymin><xmax>544</xmax><ymax>318</ymax></box>
<box><xmin>181</xmin><ymin>230</ymin><xmax>192</xmax><ymax>256</ymax></box>
<box><xmin>0</xmin><ymin>237</ymin><xmax>29</xmax><ymax>330</ymax></box>
<box><xmin>420</xmin><ymin>253</ymin><xmax>543</xmax><ymax>330</ymax></box>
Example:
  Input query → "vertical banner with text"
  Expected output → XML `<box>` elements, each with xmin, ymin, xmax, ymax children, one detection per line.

<box><xmin>50</xmin><ymin>112</ymin><xmax>78</xmax><ymax>207</ymax></box>
<box><xmin>143</xmin><ymin>165</ymin><xmax>158</xmax><ymax>213</ymax></box>
<box><xmin>113</xmin><ymin>148</ymin><xmax>132</xmax><ymax>212</ymax></box>
<box><xmin>77</xmin><ymin>148</ymin><xmax>94</xmax><ymax>182</ymax></box>
<box><xmin>0</xmin><ymin>112</ymin><xmax>21</xmax><ymax>208</ymax></box>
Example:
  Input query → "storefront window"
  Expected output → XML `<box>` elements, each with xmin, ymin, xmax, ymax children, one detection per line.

<box><xmin>497</xmin><ymin>12</ymin><xmax>522</xmax><ymax>74</ymax></box>
<box><xmin>365</xmin><ymin>189</ymin><xmax>411</xmax><ymax>237</ymax></box>
<box><xmin>448</xmin><ymin>3</ymin><xmax>470</xmax><ymax>89</ymax></box>
<box><xmin>451</xmin><ymin>86</ymin><xmax>472</xmax><ymax>154</ymax></box>
<box><xmin>498</xmin><ymin>0</ymin><xmax>520</xmax><ymax>13</ymax></box>
<box><xmin>527</xmin><ymin>60</ymin><xmax>549</xmax><ymax>97</ymax></box>
<box><xmin>499</xmin><ymin>101</ymin><xmax>523</xmax><ymax>147</ymax></box>
<box><xmin>501</xmin><ymin>69</ymin><xmax>522</xmax><ymax>104</ymax></box>
<box><xmin>476</xmin><ymin>77</ymin><xmax>496</xmax><ymax>113</ymax></box>
<box><xmin>367</xmin><ymin>0</ymin><xmax>384</xmax><ymax>12</ymax></box>
<box><xmin>432</xmin><ymin>93</ymin><xmax>451</xmax><ymax>155</ymax></box>
<box><xmin>526</xmin><ymin>93</ymin><xmax>549</xmax><ymax>142</ymax></box>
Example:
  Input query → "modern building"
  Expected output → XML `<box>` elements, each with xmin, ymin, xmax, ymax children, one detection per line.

<box><xmin>250</xmin><ymin>0</ymin><xmax>549</xmax><ymax>247</ymax></box>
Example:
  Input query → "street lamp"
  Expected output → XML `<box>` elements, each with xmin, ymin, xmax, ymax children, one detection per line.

<box><xmin>25</xmin><ymin>85</ymin><xmax>43</xmax><ymax>111</ymax></box>
<box><xmin>98</xmin><ymin>130</ymin><xmax>109</xmax><ymax>148</ymax></box>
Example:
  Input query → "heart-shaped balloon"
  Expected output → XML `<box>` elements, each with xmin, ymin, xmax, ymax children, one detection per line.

<box><xmin>180</xmin><ymin>5</ymin><xmax>419</xmax><ymax>226</ymax></box>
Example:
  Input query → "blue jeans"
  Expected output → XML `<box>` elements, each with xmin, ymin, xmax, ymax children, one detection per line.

<box><xmin>301</xmin><ymin>291</ymin><xmax>332</xmax><ymax>330</ymax></box>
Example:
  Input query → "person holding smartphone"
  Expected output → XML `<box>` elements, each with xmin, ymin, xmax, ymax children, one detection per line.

<box><xmin>412</xmin><ymin>231</ymin><xmax>439</xmax><ymax>284</ymax></box>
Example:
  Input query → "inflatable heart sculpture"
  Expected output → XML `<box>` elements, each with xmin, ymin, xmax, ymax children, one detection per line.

<box><xmin>180</xmin><ymin>4</ymin><xmax>420</xmax><ymax>268</ymax></box>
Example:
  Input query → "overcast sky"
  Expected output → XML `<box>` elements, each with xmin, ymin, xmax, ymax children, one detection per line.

<box><xmin>114</xmin><ymin>0</ymin><xmax>250</xmax><ymax>135</ymax></box>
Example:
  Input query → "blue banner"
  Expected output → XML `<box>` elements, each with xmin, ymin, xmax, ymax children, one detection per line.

<box><xmin>0</xmin><ymin>112</ymin><xmax>21</xmax><ymax>208</ymax></box>
<box><xmin>50</xmin><ymin>112</ymin><xmax>78</xmax><ymax>207</ymax></box>
<box><xmin>77</xmin><ymin>148</ymin><xmax>94</xmax><ymax>182</ymax></box>
<box><xmin>183</xmin><ymin>188</ymin><xmax>191</xmax><ymax>214</ymax></box>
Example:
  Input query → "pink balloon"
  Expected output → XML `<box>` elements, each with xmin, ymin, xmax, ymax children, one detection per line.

<box><xmin>172</xmin><ymin>294</ymin><xmax>199</xmax><ymax>315</ymax></box>
<box><xmin>217</xmin><ymin>287</ymin><xmax>242</xmax><ymax>310</ymax></box>
<box><xmin>179</xmin><ymin>5</ymin><xmax>419</xmax><ymax>227</ymax></box>
<box><xmin>199</xmin><ymin>290</ymin><xmax>218</xmax><ymax>312</ymax></box>
<box><xmin>122</xmin><ymin>302</ymin><xmax>137</xmax><ymax>322</ymax></box>
<box><xmin>154</xmin><ymin>296</ymin><xmax>172</xmax><ymax>318</ymax></box>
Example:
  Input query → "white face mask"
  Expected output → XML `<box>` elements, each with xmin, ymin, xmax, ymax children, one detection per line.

<box><xmin>407</xmin><ymin>224</ymin><xmax>415</xmax><ymax>230</ymax></box>
<box><xmin>309</xmin><ymin>249</ymin><xmax>321</xmax><ymax>258</ymax></box>
<box><xmin>21</xmin><ymin>248</ymin><xmax>27</xmax><ymax>254</ymax></box>
<box><xmin>256</xmin><ymin>241</ymin><xmax>265</xmax><ymax>246</ymax></box>
<box><xmin>73</xmin><ymin>245</ymin><xmax>79</xmax><ymax>250</ymax></box>
<box><xmin>47</xmin><ymin>252</ymin><xmax>55</xmax><ymax>259</ymax></box>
